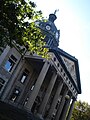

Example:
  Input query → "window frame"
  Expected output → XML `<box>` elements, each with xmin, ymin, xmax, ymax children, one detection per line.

<box><xmin>0</xmin><ymin>78</ymin><xmax>5</xmax><ymax>91</ymax></box>
<box><xmin>9</xmin><ymin>88</ymin><xmax>21</xmax><ymax>102</ymax></box>
<box><xmin>20</xmin><ymin>69</ymin><xmax>29</xmax><ymax>84</ymax></box>
<box><xmin>5</xmin><ymin>55</ymin><xmax>17</xmax><ymax>72</ymax></box>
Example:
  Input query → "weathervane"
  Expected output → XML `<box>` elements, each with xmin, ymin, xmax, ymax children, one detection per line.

<box><xmin>54</xmin><ymin>9</ymin><xmax>59</xmax><ymax>15</ymax></box>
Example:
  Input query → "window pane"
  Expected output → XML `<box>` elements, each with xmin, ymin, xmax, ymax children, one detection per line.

<box><xmin>11</xmin><ymin>55</ymin><xmax>17</xmax><ymax>62</ymax></box>
<box><xmin>10</xmin><ymin>88</ymin><xmax>20</xmax><ymax>102</ymax></box>
<box><xmin>0</xmin><ymin>78</ymin><xmax>5</xmax><ymax>91</ymax></box>
<box><xmin>0</xmin><ymin>78</ymin><xmax>5</xmax><ymax>84</ymax></box>
<box><xmin>21</xmin><ymin>75</ymin><xmax>27</xmax><ymax>83</ymax></box>
<box><xmin>20</xmin><ymin>69</ymin><xmax>29</xmax><ymax>83</ymax></box>
<box><xmin>24</xmin><ymin>97</ymin><xmax>29</xmax><ymax>106</ymax></box>
<box><xmin>5</xmin><ymin>61</ymin><xmax>11</xmax><ymax>71</ymax></box>
<box><xmin>15</xmin><ymin>90</ymin><xmax>19</xmax><ymax>94</ymax></box>
<box><xmin>5</xmin><ymin>58</ymin><xmax>15</xmax><ymax>72</ymax></box>
<box><xmin>10</xmin><ymin>94</ymin><xmax>17</xmax><ymax>102</ymax></box>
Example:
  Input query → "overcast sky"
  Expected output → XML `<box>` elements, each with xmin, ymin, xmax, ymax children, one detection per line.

<box><xmin>32</xmin><ymin>0</ymin><xmax>90</xmax><ymax>104</ymax></box>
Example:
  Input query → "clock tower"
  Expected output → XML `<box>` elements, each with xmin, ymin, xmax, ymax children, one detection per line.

<box><xmin>36</xmin><ymin>12</ymin><xmax>60</xmax><ymax>48</ymax></box>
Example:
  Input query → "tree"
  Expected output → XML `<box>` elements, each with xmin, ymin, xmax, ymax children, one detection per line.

<box><xmin>70</xmin><ymin>101</ymin><xmax>90</xmax><ymax>120</ymax></box>
<box><xmin>0</xmin><ymin>0</ymin><xmax>49</xmax><ymax>58</ymax></box>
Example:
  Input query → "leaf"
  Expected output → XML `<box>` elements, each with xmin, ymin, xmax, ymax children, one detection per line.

<box><xmin>1</xmin><ymin>0</ymin><xmax>49</xmax><ymax>58</ymax></box>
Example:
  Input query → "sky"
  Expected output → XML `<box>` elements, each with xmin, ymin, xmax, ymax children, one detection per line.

<box><xmin>32</xmin><ymin>0</ymin><xmax>90</xmax><ymax>104</ymax></box>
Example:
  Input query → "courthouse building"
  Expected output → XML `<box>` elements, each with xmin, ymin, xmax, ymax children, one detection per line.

<box><xmin>0</xmin><ymin>13</ymin><xmax>81</xmax><ymax>120</ymax></box>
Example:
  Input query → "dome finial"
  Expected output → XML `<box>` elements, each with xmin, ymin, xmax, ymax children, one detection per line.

<box><xmin>54</xmin><ymin>9</ymin><xmax>59</xmax><ymax>15</ymax></box>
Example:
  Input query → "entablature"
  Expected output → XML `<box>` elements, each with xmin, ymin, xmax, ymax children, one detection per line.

<box><xmin>49</xmin><ymin>52</ymin><xmax>78</xmax><ymax>98</ymax></box>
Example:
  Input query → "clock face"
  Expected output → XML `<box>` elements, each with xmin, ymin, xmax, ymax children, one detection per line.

<box><xmin>46</xmin><ymin>25</ymin><xmax>51</xmax><ymax>30</ymax></box>
<box><xmin>55</xmin><ymin>32</ymin><xmax>59</xmax><ymax>39</ymax></box>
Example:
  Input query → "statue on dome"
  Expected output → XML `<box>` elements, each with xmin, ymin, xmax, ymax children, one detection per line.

<box><xmin>54</xmin><ymin>9</ymin><xmax>59</xmax><ymax>15</ymax></box>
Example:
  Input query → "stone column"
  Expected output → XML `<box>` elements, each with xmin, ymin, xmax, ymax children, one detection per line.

<box><xmin>47</xmin><ymin>79</ymin><xmax>63</xmax><ymax>120</ymax></box>
<box><xmin>55</xmin><ymin>87</ymin><xmax>68</xmax><ymax>120</ymax></box>
<box><xmin>60</xmin><ymin>95</ymin><xmax>71</xmax><ymax>120</ymax></box>
<box><xmin>38</xmin><ymin>72</ymin><xmax>58</xmax><ymax>117</ymax></box>
<box><xmin>26</xmin><ymin>61</ymin><xmax>50</xmax><ymax>111</ymax></box>
<box><xmin>66</xmin><ymin>99</ymin><xmax>76</xmax><ymax>120</ymax></box>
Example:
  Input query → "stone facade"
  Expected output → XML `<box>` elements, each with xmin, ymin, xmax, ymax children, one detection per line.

<box><xmin>0</xmin><ymin>13</ymin><xmax>81</xmax><ymax>120</ymax></box>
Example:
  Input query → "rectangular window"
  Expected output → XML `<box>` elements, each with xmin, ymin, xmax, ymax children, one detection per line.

<box><xmin>20</xmin><ymin>69</ymin><xmax>29</xmax><ymax>83</ymax></box>
<box><xmin>5</xmin><ymin>55</ymin><xmax>17</xmax><ymax>72</ymax></box>
<box><xmin>9</xmin><ymin>88</ymin><xmax>20</xmax><ymax>102</ymax></box>
<box><xmin>0</xmin><ymin>78</ymin><xmax>5</xmax><ymax>91</ymax></box>
<box><xmin>24</xmin><ymin>97</ymin><xmax>29</xmax><ymax>106</ymax></box>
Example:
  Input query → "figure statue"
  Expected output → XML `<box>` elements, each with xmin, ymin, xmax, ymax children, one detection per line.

<box><xmin>54</xmin><ymin>9</ymin><xmax>59</xmax><ymax>15</ymax></box>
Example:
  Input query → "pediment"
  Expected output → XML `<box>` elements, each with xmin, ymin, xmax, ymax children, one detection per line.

<box><xmin>49</xmin><ymin>48</ymin><xmax>81</xmax><ymax>94</ymax></box>
<box><xmin>60</xmin><ymin>55</ymin><xmax>77</xmax><ymax>86</ymax></box>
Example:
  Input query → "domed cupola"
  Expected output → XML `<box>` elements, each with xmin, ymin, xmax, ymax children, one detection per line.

<box><xmin>35</xmin><ymin>10</ymin><xmax>60</xmax><ymax>49</ymax></box>
<box><xmin>48</xmin><ymin>13</ymin><xmax>57</xmax><ymax>22</ymax></box>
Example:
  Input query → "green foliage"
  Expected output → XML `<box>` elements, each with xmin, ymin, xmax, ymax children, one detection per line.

<box><xmin>0</xmin><ymin>0</ymin><xmax>49</xmax><ymax>58</ymax></box>
<box><xmin>70</xmin><ymin>101</ymin><xmax>90</xmax><ymax>120</ymax></box>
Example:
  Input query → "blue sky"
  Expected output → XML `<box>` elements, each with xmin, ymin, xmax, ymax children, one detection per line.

<box><xmin>32</xmin><ymin>0</ymin><xmax>90</xmax><ymax>104</ymax></box>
